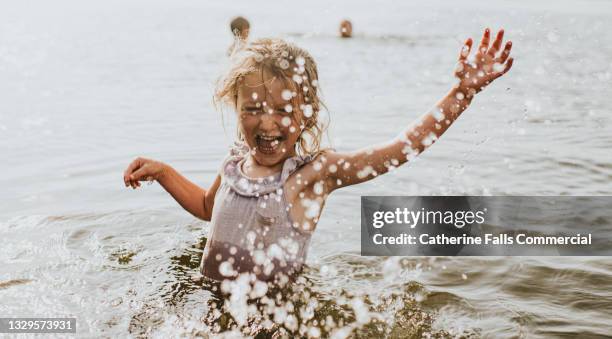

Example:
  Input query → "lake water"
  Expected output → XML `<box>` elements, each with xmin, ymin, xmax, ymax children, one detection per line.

<box><xmin>1</xmin><ymin>0</ymin><xmax>612</xmax><ymax>337</ymax></box>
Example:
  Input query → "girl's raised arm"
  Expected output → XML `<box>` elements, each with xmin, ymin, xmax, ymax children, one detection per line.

<box><xmin>321</xmin><ymin>28</ymin><xmax>513</xmax><ymax>192</ymax></box>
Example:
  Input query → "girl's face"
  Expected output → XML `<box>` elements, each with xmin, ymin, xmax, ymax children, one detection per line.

<box><xmin>236</xmin><ymin>70</ymin><xmax>303</xmax><ymax>167</ymax></box>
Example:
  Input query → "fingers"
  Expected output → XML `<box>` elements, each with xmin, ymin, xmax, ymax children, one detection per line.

<box><xmin>458</xmin><ymin>38</ymin><xmax>473</xmax><ymax>62</ymax></box>
<box><xmin>129</xmin><ymin>166</ymin><xmax>150</xmax><ymax>189</ymax></box>
<box><xmin>123</xmin><ymin>173</ymin><xmax>129</xmax><ymax>187</ymax></box>
<box><xmin>130</xmin><ymin>167</ymin><xmax>146</xmax><ymax>181</ymax></box>
<box><xmin>124</xmin><ymin>157</ymin><xmax>146</xmax><ymax>189</ymax></box>
<box><xmin>498</xmin><ymin>41</ymin><xmax>512</xmax><ymax>63</ymax></box>
<box><xmin>477</xmin><ymin>28</ymin><xmax>490</xmax><ymax>54</ymax></box>
<box><xmin>123</xmin><ymin>158</ymin><xmax>139</xmax><ymax>187</ymax></box>
<box><xmin>487</xmin><ymin>29</ymin><xmax>504</xmax><ymax>57</ymax></box>
<box><xmin>493</xmin><ymin>57</ymin><xmax>514</xmax><ymax>80</ymax></box>
<box><xmin>502</xmin><ymin>57</ymin><xmax>514</xmax><ymax>75</ymax></box>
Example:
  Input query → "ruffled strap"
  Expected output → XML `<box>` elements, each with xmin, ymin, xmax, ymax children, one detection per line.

<box><xmin>229</xmin><ymin>141</ymin><xmax>250</xmax><ymax>158</ymax></box>
<box><xmin>280</xmin><ymin>154</ymin><xmax>314</xmax><ymax>183</ymax></box>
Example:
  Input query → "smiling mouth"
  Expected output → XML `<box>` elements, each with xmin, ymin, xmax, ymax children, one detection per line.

<box><xmin>256</xmin><ymin>134</ymin><xmax>284</xmax><ymax>154</ymax></box>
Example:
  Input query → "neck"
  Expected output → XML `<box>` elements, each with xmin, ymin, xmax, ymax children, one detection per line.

<box><xmin>243</xmin><ymin>153</ymin><xmax>292</xmax><ymax>178</ymax></box>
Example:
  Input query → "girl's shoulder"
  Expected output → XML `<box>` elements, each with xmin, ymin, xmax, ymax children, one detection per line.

<box><xmin>229</xmin><ymin>141</ymin><xmax>250</xmax><ymax>158</ymax></box>
<box><xmin>219</xmin><ymin>142</ymin><xmax>249</xmax><ymax>175</ymax></box>
<box><xmin>285</xmin><ymin>148</ymin><xmax>336</xmax><ymax>184</ymax></box>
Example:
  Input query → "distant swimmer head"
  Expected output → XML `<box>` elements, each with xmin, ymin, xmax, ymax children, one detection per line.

<box><xmin>339</xmin><ymin>19</ymin><xmax>353</xmax><ymax>38</ymax></box>
<box><xmin>230</xmin><ymin>16</ymin><xmax>250</xmax><ymax>40</ymax></box>
<box><xmin>215</xmin><ymin>39</ymin><xmax>328</xmax><ymax>165</ymax></box>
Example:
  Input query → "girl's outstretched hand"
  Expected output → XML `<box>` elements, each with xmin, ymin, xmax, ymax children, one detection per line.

<box><xmin>123</xmin><ymin>157</ymin><xmax>166</xmax><ymax>189</ymax></box>
<box><xmin>455</xmin><ymin>28</ymin><xmax>513</xmax><ymax>96</ymax></box>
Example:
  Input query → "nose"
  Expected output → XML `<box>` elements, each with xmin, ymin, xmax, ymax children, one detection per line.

<box><xmin>259</xmin><ymin>112</ymin><xmax>279</xmax><ymax>131</ymax></box>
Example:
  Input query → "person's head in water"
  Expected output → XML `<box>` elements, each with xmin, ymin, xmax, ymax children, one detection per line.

<box><xmin>215</xmin><ymin>38</ymin><xmax>328</xmax><ymax>165</ymax></box>
<box><xmin>339</xmin><ymin>19</ymin><xmax>352</xmax><ymax>38</ymax></box>
<box><xmin>230</xmin><ymin>16</ymin><xmax>250</xmax><ymax>40</ymax></box>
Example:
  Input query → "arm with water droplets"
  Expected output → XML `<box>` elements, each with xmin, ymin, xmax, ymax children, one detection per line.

<box><xmin>318</xmin><ymin>28</ymin><xmax>513</xmax><ymax>191</ymax></box>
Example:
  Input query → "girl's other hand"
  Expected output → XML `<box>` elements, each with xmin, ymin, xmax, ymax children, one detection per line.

<box><xmin>455</xmin><ymin>28</ymin><xmax>513</xmax><ymax>96</ymax></box>
<box><xmin>123</xmin><ymin>157</ymin><xmax>166</xmax><ymax>189</ymax></box>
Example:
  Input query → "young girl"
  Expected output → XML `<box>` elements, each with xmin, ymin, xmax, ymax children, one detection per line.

<box><xmin>123</xmin><ymin>29</ymin><xmax>513</xmax><ymax>283</ymax></box>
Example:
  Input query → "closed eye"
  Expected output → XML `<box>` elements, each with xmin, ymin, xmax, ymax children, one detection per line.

<box><xmin>242</xmin><ymin>106</ymin><xmax>291</xmax><ymax>116</ymax></box>
<box><xmin>271</xmin><ymin>106</ymin><xmax>293</xmax><ymax>116</ymax></box>
<box><xmin>275</xmin><ymin>108</ymin><xmax>291</xmax><ymax>115</ymax></box>
<box><xmin>243</xmin><ymin>106</ymin><xmax>262</xmax><ymax>114</ymax></box>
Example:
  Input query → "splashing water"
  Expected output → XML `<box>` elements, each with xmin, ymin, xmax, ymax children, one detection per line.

<box><xmin>281</xmin><ymin>89</ymin><xmax>292</xmax><ymax>101</ymax></box>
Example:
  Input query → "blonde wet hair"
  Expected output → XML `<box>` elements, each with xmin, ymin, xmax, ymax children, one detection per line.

<box><xmin>214</xmin><ymin>38</ymin><xmax>329</xmax><ymax>158</ymax></box>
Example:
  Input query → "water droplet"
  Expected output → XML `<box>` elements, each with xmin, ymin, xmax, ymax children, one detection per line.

<box><xmin>279</xmin><ymin>59</ymin><xmax>290</xmax><ymax>69</ymax></box>
<box><xmin>285</xmin><ymin>314</ymin><xmax>298</xmax><ymax>331</ymax></box>
<box><xmin>422</xmin><ymin>132</ymin><xmax>438</xmax><ymax>146</ymax></box>
<box><xmin>219</xmin><ymin>261</ymin><xmax>236</xmax><ymax>277</ymax></box>
<box><xmin>356</xmin><ymin>166</ymin><xmax>374</xmax><ymax>179</ymax></box>
<box><xmin>251</xmin><ymin>280</ymin><xmax>268</xmax><ymax>298</ymax></box>
<box><xmin>308</xmin><ymin>327</ymin><xmax>321</xmax><ymax>338</ymax></box>
<box><xmin>247</xmin><ymin>231</ymin><xmax>256</xmax><ymax>244</ymax></box>
<box><xmin>431</xmin><ymin>108</ymin><xmax>445</xmax><ymax>121</ymax></box>
<box><xmin>281</xmin><ymin>89</ymin><xmax>292</xmax><ymax>101</ymax></box>
<box><xmin>281</xmin><ymin>116</ymin><xmax>292</xmax><ymax>127</ymax></box>
<box><xmin>303</xmin><ymin>104</ymin><xmax>313</xmax><ymax>118</ymax></box>
<box><xmin>351</xmin><ymin>298</ymin><xmax>371</xmax><ymax>324</ymax></box>
<box><xmin>493</xmin><ymin>62</ymin><xmax>505</xmax><ymax>73</ymax></box>
<box><xmin>301</xmin><ymin>198</ymin><xmax>321</xmax><ymax>219</ymax></box>
<box><xmin>455</xmin><ymin>62</ymin><xmax>464</xmax><ymax>73</ymax></box>
<box><xmin>313</xmin><ymin>182</ymin><xmax>324</xmax><ymax>195</ymax></box>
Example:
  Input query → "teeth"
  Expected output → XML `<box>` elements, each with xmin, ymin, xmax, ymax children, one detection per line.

<box><xmin>258</xmin><ymin>135</ymin><xmax>281</xmax><ymax>141</ymax></box>
<box><xmin>257</xmin><ymin>134</ymin><xmax>281</xmax><ymax>154</ymax></box>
